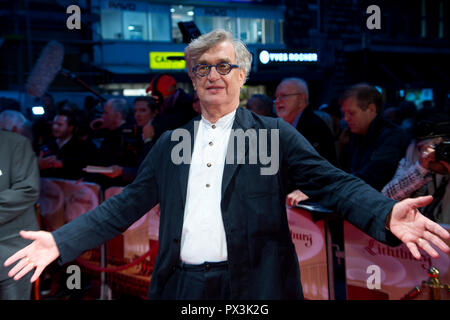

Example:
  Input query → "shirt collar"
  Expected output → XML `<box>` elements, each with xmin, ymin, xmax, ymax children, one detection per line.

<box><xmin>201</xmin><ymin>109</ymin><xmax>237</xmax><ymax>129</ymax></box>
<box><xmin>56</xmin><ymin>135</ymin><xmax>72</xmax><ymax>149</ymax></box>
<box><xmin>291</xmin><ymin>109</ymin><xmax>304</xmax><ymax>128</ymax></box>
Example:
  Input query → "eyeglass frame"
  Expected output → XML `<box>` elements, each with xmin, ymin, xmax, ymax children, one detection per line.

<box><xmin>192</xmin><ymin>62</ymin><xmax>240</xmax><ymax>77</ymax></box>
<box><xmin>273</xmin><ymin>93</ymin><xmax>304</xmax><ymax>103</ymax></box>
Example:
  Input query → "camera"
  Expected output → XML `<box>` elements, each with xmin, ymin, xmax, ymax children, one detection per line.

<box><xmin>435</xmin><ymin>140</ymin><xmax>450</xmax><ymax>163</ymax></box>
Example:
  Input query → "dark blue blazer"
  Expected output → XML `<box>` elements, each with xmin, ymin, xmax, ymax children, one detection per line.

<box><xmin>52</xmin><ymin>107</ymin><xmax>400</xmax><ymax>299</ymax></box>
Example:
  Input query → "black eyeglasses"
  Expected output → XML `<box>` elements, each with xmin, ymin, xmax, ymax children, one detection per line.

<box><xmin>273</xmin><ymin>93</ymin><xmax>303</xmax><ymax>103</ymax></box>
<box><xmin>192</xmin><ymin>62</ymin><xmax>240</xmax><ymax>77</ymax></box>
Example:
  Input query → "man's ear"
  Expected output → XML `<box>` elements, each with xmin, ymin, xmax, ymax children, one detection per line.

<box><xmin>189</xmin><ymin>74</ymin><xmax>196</xmax><ymax>91</ymax></box>
<box><xmin>239</xmin><ymin>69</ymin><xmax>246</xmax><ymax>88</ymax></box>
<box><xmin>368</xmin><ymin>103</ymin><xmax>377</xmax><ymax>115</ymax></box>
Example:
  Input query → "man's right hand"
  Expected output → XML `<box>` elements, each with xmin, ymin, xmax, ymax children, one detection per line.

<box><xmin>38</xmin><ymin>153</ymin><xmax>59</xmax><ymax>170</ymax></box>
<box><xmin>286</xmin><ymin>189</ymin><xmax>309</xmax><ymax>207</ymax></box>
<box><xmin>3</xmin><ymin>231</ymin><xmax>60</xmax><ymax>283</ymax></box>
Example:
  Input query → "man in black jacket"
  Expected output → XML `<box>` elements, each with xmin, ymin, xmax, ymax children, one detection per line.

<box><xmin>38</xmin><ymin>110</ymin><xmax>96</xmax><ymax>181</ymax></box>
<box><xmin>90</xmin><ymin>98</ymin><xmax>140</xmax><ymax>187</ymax></box>
<box><xmin>275</xmin><ymin>78</ymin><xmax>338</xmax><ymax>205</ymax></box>
<box><xmin>340</xmin><ymin>83</ymin><xmax>409</xmax><ymax>191</ymax></box>
<box><xmin>275</xmin><ymin>78</ymin><xmax>337</xmax><ymax>166</ymax></box>
<box><xmin>4</xmin><ymin>30</ymin><xmax>450</xmax><ymax>300</ymax></box>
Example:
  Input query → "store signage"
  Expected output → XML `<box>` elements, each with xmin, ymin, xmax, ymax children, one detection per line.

<box><xmin>107</xmin><ymin>1</ymin><xmax>136</xmax><ymax>11</ymax></box>
<box><xmin>149</xmin><ymin>52</ymin><xmax>186</xmax><ymax>70</ymax></box>
<box><xmin>258</xmin><ymin>49</ymin><xmax>318</xmax><ymax>67</ymax></box>
<box><xmin>203</xmin><ymin>7</ymin><xmax>228</xmax><ymax>16</ymax></box>
<box><xmin>103</xmin><ymin>0</ymin><xmax>148</xmax><ymax>11</ymax></box>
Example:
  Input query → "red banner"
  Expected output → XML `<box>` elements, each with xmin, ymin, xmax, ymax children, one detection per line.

<box><xmin>344</xmin><ymin>222</ymin><xmax>450</xmax><ymax>300</ymax></box>
<box><xmin>287</xmin><ymin>207</ymin><xmax>329</xmax><ymax>300</ymax></box>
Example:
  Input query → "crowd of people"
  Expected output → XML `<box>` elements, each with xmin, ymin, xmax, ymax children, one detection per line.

<box><xmin>1</xmin><ymin>29</ymin><xmax>449</xmax><ymax>301</ymax></box>
<box><xmin>1</xmin><ymin>75</ymin><xmax>449</xmax><ymax>225</ymax></box>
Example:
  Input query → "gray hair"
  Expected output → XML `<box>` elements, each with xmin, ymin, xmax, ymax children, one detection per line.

<box><xmin>185</xmin><ymin>29</ymin><xmax>252</xmax><ymax>82</ymax></box>
<box><xmin>107</xmin><ymin>98</ymin><xmax>130</xmax><ymax>120</ymax></box>
<box><xmin>0</xmin><ymin>110</ymin><xmax>33</xmax><ymax>141</ymax></box>
<box><xmin>280</xmin><ymin>77</ymin><xmax>309</xmax><ymax>105</ymax></box>
<box><xmin>247</xmin><ymin>94</ymin><xmax>274</xmax><ymax>115</ymax></box>
<box><xmin>0</xmin><ymin>110</ymin><xmax>27</xmax><ymax>131</ymax></box>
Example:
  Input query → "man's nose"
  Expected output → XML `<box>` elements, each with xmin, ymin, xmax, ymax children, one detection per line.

<box><xmin>207</xmin><ymin>66</ymin><xmax>221</xmax><ymax>81</ymax></box>
<box><xmin>274</xmin><ymin>98</ymin><xmax>282</xmax><ymax>107</ymax></box>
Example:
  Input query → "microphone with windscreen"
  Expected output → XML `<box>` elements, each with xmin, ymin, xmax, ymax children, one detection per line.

<box><xmin>26</xmin><ymin>41</ymin><xmax>64</xmax><ymax>98</ymax></box>
<box><xmin>26</xmin><ymin>41</ymin><xmax>106</xmax><ymax>101</ymax></box>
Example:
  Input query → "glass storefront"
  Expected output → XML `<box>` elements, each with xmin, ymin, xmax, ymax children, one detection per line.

<box><xmin>171</xmin><ymin>5</ymin><xmax>194</xmax><ymax>43</ymax></box>
<box><xmin>100</xmin><ymin>3</ymin><xmax>171</xmax><ymax>41</ymax></box>
<box><xmin>99</xmin><ymin>1</ymin><xmax>283</xmax><ymax>44</ymax></box>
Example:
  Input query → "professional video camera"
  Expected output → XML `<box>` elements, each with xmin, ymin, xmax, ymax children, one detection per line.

<box><xmin>414</xmin><ymin>113</ymin><xmax>450</xmax><ymax>164</ymax></box>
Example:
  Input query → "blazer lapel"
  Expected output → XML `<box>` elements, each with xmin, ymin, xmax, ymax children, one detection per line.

<box><xmin>221</xmin><ymin>107</ymin><xmax>254</xmax><ymax>198</ymax></box>
<box><xmin>177</xmin><ymin>116</ymin><xmax>200</xmax><ymax>209</ymax></box>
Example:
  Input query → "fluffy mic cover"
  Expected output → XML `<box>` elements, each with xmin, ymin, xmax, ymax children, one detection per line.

<box><xmin>26</xmin><ymin>41</ymin><xmax>65</xmax><ymax>98</ymax></box>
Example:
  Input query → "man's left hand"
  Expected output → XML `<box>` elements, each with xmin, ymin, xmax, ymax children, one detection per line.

<box><xmin>388</xmin><ymin>195</ymin><xmax>450</xmax><ymax>260</ymax></box>
<box><xmin>100</xmin><ymin>165</ymin><xmax>123</xmax><ymax>178</ymax></box>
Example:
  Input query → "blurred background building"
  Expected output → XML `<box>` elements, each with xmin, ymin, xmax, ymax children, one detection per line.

<box><xmin>0</xmin><ymin>0</ymin><xmax>449</xmax><ymax>114</ymax></box>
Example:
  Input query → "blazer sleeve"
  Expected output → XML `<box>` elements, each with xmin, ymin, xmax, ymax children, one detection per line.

<box><xmin>0</xmin><ymin>136</ymin><xmax>40</xmax><ymax>226</ymax></box>
<box><xmin>52</xmin><ymin>132</ymin><xmax>167</xmax><ymax>264</ymax></box>
<box><xmin>278</xmin><ymin>119</ymin><xmax>401</xmax><ymax>246</ymax></box>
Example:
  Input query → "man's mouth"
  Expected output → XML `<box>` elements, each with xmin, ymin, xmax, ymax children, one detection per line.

<box><xmin>207</xmin><ymin>86</ymin><xmax>225</xmax><ymax>92</ymax></box>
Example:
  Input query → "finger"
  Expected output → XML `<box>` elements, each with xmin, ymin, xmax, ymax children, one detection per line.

<box><xmin>4</xmin><ymin>248</ymin><xmax>27</xmax><ymax>267</ymax></box>
<box><xmin>8</xmin><ymin>257</ymin><xmax>32</xmax><ymax>278</ymax></box>
<box><xmin>423</xmin><ymin>230</ymin><xmax>450</xmax><ymax>254</ymax></box>
<box><xmin>417</xmin><ymin>238</ymin><xmax>439</xmax><ymax>259</ymax></box>
<box><xmin>30</xmin><ymin>265</ymin><xmax>45</xmax><ymax>283</ymax></box>
<box><xmin>19</xmin><ymin>230</ymin><xmax>40</xmax><ymax>241</ymax></box>
<box><xmin>13</xmin><ymin>262</ymin><xmax>36</xmax><ymax>281</ymax></box>
<box><xmin>406</xmin><ymin>242</ymin><xmax>421</xmax><ymax>260</ymax></box>
<box><xmin>410</xmin><ymin>195</ymin><xmax>433</xmax><ymax>208</ymax></box>
<box><xmin>425</xmin><ymin>220</ymin><xmax>450</xmax><ymax>241</ymax></box>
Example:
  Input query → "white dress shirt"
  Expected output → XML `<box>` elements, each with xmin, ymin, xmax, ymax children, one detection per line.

<box><xmin>180</xmin><ymin>109</ymin><xmax>236</xmax><ymax>264</ymax></box>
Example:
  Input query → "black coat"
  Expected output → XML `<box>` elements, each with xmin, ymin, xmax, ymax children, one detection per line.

<box><xmin>295</xmin><ymin>106</ymin><xmax>337</xmax><ymax>167</ymax></box>
<box><xmin>341</xmin><ymin>115</ymin><xmax>409</xmax><ymax>191</ymax></box>
<box><xmin>52</xmin><ymin>107</ymin><xmax>400</xmax><ymax>299</ymax></box>
<box><xmin>40</xmin><ymin>136</ymin><xmax>97</xmax><ymax>181</ymax></box>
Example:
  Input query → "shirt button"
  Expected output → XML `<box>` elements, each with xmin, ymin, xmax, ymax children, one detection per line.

<box><xmin>212</xmin><ymin>124</ymin><xmax>216</xmax><ymax>129</ymax></box>
<box><xmin>206</xmin><ymin>184</ymin><xmax>210</xmax><ymax>188</ymax></box>
<box><xmin>209</xmin><ymin>141</ymin><xmax>213</xmax><ymax>146</ymax></box>
<box><xmin>207</xmin><ymin>163</ymin><xmax>212</xmax><ymax>167</ymax></box>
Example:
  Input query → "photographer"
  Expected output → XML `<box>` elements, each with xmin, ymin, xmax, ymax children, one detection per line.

<box><xmin>382</xmin><ymin>113</ymin><xmax>450</xmax><ymax>224</ymax></box>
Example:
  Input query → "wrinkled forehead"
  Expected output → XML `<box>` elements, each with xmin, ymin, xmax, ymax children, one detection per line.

<box><xmin>276</xmin><ymin>81</ymin><xmax>298</xmax><ymax>94</ymax></box>
<box><xmin>341</xmin><ymin>96</ymin><xmax>361</xmax><ymax>110</ymax></box>
<box><xmin>54</xmin><ymin>115</ymin><xmax>68</xmax><ymax>124</ymax></box>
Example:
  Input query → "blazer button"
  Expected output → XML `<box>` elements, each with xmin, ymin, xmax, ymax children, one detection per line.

<box><xmin>173</xmin><ymin>238</ymin><xmax>180</xmax><ymax>244</ymax></box>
